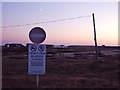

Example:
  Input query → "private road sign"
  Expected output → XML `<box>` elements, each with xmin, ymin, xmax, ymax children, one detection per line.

<box><xmin>28</xmin><ymin>27</ymin><xmax>46</xmax><ymax>74</ymax></box>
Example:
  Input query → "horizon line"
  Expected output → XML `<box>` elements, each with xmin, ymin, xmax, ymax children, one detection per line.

<box><xmin>1</xmin><ymin>43</ymin><xmax>119</xmax><ymax>47</ymax></box>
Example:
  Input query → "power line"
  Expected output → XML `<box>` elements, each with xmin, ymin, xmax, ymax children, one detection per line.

<box><xmin>2</xmin><ymin>15</ymin><xmax>91</xmax><ymax>28</ymax></box>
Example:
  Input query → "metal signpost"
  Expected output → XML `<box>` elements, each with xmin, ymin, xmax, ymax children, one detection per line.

<box><xmin>28</xmin><ymin>27</ymin><xmax>46</xmax><ymax>88</ymax></box>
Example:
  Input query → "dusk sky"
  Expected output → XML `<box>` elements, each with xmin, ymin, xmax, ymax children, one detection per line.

<box><xmin>2</xmin><ymin>1</ymin><xmax>118</xmax><ymax>46</ymax></box>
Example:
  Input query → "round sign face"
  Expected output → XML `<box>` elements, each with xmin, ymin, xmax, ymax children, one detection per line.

<box><xmin>29</xmin><ymin>27</ymin><xmax>46</xmax><ymax>43</ymax></box>
<box><xmin>30</xmin><ymin>45</ymin><xmax>37</xmax><ymax>52</ymax></box>
<box><xmin>38</xmin><ymin>45</ymin><xmax>45</xmax><ymax>52</ymax></box>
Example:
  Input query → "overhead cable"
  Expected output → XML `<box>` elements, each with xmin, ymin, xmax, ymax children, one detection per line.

<box><xmin>2</xmin><ymin>15</ymin><xmax>91</xmax><ymax>28</ymax></box>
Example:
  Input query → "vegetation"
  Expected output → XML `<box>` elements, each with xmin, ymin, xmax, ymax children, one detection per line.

<box><xmin>2</xmin><ymin>46</ymin><xmax>119</xmax><ymax>88</ymax></box>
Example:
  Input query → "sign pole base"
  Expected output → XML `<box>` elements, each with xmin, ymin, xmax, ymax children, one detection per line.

<box><xmin>36</xmin><ymin>74</ymin><xmax>39</xmax><ymax>88</ymax></box>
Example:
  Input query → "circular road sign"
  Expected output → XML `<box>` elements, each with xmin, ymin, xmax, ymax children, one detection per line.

<box><xmin>29</xmin><ymin>27</ymin><xmax>46</xmax><ymax>43</ymax></box>
<box><xmin>30</xmin><ymin>45</ymin><xmax>37</xmax><ymax>52</ymax></box>
<box><xmin>38</xmin><ymin>45</ymin><xmax>45</xmax><ymax>52</ymax></box>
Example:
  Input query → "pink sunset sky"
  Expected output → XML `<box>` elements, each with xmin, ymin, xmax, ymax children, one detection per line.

<box><xmin>2</xmin><ymin>1</ymin><xmax>118</xmax><ymax>46</ymax></box>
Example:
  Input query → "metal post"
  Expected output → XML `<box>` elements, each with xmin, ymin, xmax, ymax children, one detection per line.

<box><xmin>92</xmin><ymin>13</ymin><xmax>98</xmax><ymax>60</ymax></box>
<box><xmin>36</xmin><ymin>74</ymin><xmax>39</xmax><ymax>88</ymax></box>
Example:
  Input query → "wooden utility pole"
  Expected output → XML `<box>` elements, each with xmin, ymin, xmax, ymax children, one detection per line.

<box><xmin>92</xmin><ymin>13</ymin><xmax>98</xmax><ymax>60</ymax></box>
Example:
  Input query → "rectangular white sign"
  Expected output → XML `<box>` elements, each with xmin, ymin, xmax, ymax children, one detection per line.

<box><xmin>28</xmin><ymin>43</ymin><xmax>46</xmax><ymax>74</ymax></box>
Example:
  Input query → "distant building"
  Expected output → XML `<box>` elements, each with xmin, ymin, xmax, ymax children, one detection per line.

<box><xmin>102</xmin><ymin>45</ymin><xmax>106</xmax><ymax>47</ymax></box>
<box><xmin>54</xmin><ymin>45</ymin><xmax>67</xmax><ymax>48</ymax></box>
<box><xmin>4</xmin><ymin>43</ymin><xmax>25</xmax><ymax>49</ymax></box>
<box><xmin>46</xmin><ymin>44</ymin><xmax>54</xmax><ymax>48</ymax></box>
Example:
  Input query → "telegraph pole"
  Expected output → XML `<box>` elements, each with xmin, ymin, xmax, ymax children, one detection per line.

<box><xmin>92</xmin><ymin>13</ymin><xmax>98</xmax><ymax>60</ymax></box>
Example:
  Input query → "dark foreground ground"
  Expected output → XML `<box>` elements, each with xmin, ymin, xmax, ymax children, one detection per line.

<box><xmin>2</xmin><ymin>46</ymin><xmax>120</xmax><ymax>88</ymax></box>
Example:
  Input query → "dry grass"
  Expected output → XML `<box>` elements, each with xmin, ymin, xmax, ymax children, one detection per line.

<box><xmin>2</xmin><ymin>47</ymin><xmax>119</xmax><ymax>88</ymax></box>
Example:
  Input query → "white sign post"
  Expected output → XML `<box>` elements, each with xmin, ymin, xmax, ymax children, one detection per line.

<box><xmin>28</xmin><ymin>27</ymin><xmax>46</xmax><ymax>88</ymax></box>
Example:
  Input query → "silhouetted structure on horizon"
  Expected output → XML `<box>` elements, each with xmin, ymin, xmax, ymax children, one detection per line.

<box><xmin>4</xmin><ymin>43</ymin><xmax>25</xmax><ymax>49</ymax></box>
